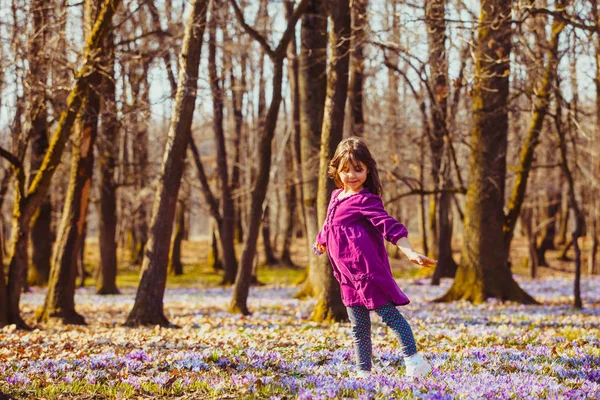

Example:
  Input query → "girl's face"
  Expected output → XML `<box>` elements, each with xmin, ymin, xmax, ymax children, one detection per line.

<box><xmin>338</xmin><ymin>160</ymin><xmax>368</xmax><ymax>192</ymax></box>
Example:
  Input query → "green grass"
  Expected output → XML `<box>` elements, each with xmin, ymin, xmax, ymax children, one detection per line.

<box><xmin>81</xmin><ymin>239</ymin><xmax>308</xmax><ymax>289</ymax></box>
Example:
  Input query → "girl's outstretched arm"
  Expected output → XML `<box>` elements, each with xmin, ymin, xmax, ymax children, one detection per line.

<box><xmin>396</xmin><ymin>236</ymin><xmax>437</xmax><ymax>267</ymax></box>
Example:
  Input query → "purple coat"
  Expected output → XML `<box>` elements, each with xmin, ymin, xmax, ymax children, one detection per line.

<box><xmin>315</xmin><ymin>188</ymin><xmax>410</xmax><ymax>310</ymax></box>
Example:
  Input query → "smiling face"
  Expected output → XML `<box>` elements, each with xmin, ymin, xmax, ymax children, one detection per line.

<box><xmin>338</xmin><ymin>160</ymin><xmax>369</xmax><ymax>193</ymax></box>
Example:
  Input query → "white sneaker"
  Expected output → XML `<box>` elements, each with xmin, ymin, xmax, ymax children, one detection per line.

<box><xmin>356</xmin><ymin>370</ymin><xmax>371</xmax><ymax>378</ymax></box>
<box><xmin>404</xmin><ymin>353</ymin><xmax>431</xmax><ymax>378</ymax></box>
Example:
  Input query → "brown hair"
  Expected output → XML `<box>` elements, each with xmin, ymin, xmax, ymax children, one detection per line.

<box><xmin>328</xmin><ymin>137</ymin><xmax>383</xmax><ymax>196</ymax></box>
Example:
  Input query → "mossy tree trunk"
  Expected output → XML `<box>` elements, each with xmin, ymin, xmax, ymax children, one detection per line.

<box><xmin>28</xmin><ymin>0</ymin><xmax>53</xmax><ymax>287</ymax></box>
<box><xmin>1</xmin><ymin>0</ymin><xmax>120</xmax><ymax>329</ymax></box>
<box><xmin>96</xmin><ymin>15</ymin><xmax>119</xmax><ymax>295</ymax></box>
<box><xmin>125</xmin><ymin>0</ymin><xmax>209</xmax><ymax>327</ymax></box>
<box><xmin>295</xmin><ymin>0</ymin><xmax>328</xmax><ymax>299</ymax></box>
<box><xmin>436</xmin><ymin>0</ymin><xmax>537</xmax><ymax>305</ymax></box>
<box><xmin>503</xmin><ymin>1</ymin><xmax>567</xmax><ymax>251</ymax></box>
<box><xmin>311</xmin><ymin>0</ymin><xmax>351</xmax><ymax>323</ymax></box>
<box><xmin>228</xmin><ymin>0</ymin><xmax>309</xmax><ymax>315</ymax></box>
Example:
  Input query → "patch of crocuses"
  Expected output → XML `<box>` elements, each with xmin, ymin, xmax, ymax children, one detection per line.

<box><xmin>1</xmin><ymin>277</ymin><xmax>599</xmax><ymax>398</ymax></box>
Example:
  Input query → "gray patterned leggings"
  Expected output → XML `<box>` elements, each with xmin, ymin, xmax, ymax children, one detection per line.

<box><xmin>347</xmin><ymin>303</ymin><xmax>417</xmax><ymax>371</ymax></box>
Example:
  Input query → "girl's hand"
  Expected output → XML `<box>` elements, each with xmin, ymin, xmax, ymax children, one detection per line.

<box><xmin>313</xmin><ymin>243</ymin><xmax>326</xmax><ymax>255</ymax></box>
<box><xmin>405</xmin><ymin>251</ymin><xmax>437</xmax><ymax>267</ymax></box>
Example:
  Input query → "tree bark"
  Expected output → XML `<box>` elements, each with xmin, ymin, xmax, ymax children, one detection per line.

<box><xmin>96</xmin><ymin>13</ymin><xmax>119</xmax><ymax>295</ymax></box>
<box><xmin>295</xmin><ymin>0</ymin><xmax>328</xmax><ymax>299</ymax></box>
<box><xmin>555</xmin><ymin>89</ymin><xmax>583</xmax><ymax>309</ymax></box>
<box><xmin>1</xmin><ymin>0</ymin><xmax>121</xmax><ymax>329</ymax></box>
<box><xmin>424</xmin><ymin>0</ymin><xmax>447</xmax><ymax>261</ymax></box>
<box><xmin>228</xmin><ymin>0</ymin><xmax>309</xmax><ymax>315</ymax></box>
<box><xmin>311</xmin><ymin>0</ymin><xmax>351</xmax><ymax>323</ymax></box>
<box><xmin>129</xmin><ymin>62</ymin><xmax>151</xmax><ymax>266</ymax></box>
<box><xmin>536</xmin><ymin>185</ymin><xmax>560</xmax><ymax>266</ymax></box>
<box><xmin>280</xmin><ymin>144</ymin><xmax>297</xmax><ymax>265</ymax></box>
<box><xmin>436</xmin><ymin>0</ymin><xmax>537</xmax><ymax>305</ymax></box>
<box><xmin>284</xmin><ymin>0</ymin><xmax>307</xmax><ymax>247</ymax></box>
<box><xmin>28</xmin><ymin>0</ymin><xmax>53</xmax><ymax>287</ymax></box>
<box><xmin>125</xmin><ymin>0</ymin><xmax>209</xmax><ymax>327</ymax></box>
<box><xmin>262</xmin><ymin>205</ymin><xmax>279</xmax><ymax>265</ymax></box>
<box><xmin>207</xmin><ymin>6</ymin><xmax>238</xmax><ymax>284</ymax></box>
<box><xmin>348</xmin><ymin>0</ymin><xmax>367</xmax><ymax>137</ymax></box>
<box><xmin>168</xmin><ymin>200</ymin><xmax>185</xmax><ymax>276</ymax></box>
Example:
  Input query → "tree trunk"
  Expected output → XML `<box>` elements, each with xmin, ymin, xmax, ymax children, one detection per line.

<box><xmin>590</xmin><ymin>0</ymin><xmax>600</xmax><ymax>276</ymax></box>
<box><xmin>207</xmin><ymin>7</ymin><xmax>238</xmax><ymax>284</ymax></box>
<box><xmin>262</xmin><ymin>205</ymin><xmax>279</xmax><ymax>265</ymax></box>
<box><xmin>96</xmin><ymin>15</ymin><xmax>119</xmax><ymax>295</ymax></box>
<box><xmin>280</xmin><ymin>144</ymin><xmax>297</xmax><ymax>265</ymax></box>
<box><xmin>1</xmin><ymin>0</ymin><xmax>120</xmax><ymax>329</ymax></box>
<box><xmin>557</xmin><ymin>179</ymin><xmax>569</xmax><ymax>245</ymax></box>
<box><xmin>285</xmin><ymin>0</ymin><xmax>307</xmax><ymax>247</ymax></box>
<box><xmin>210</xmin><ymin>218</ymin><xmax>223</xmax><ymax>271</ymax></box>
<box><xmin>295</xmin><ymin>0</ymin><xmax>328</xmax><ymax>299</ymax></box>
<box><xmin>229</xmin><ymin>52</ymin><xmax>246</xmax><ymax>245</ymax></box>
<box><xmin>168</xmin><ymin>201</ymin><xmax>185</xmax><ymax>276</ymax></box>
<box><xmin>130</xmin><ymin>63</ymin><xmax>151</xmax><ymax>266</ymax></box>
<box><xmin>311</xmin><ymin>0</ymin><xmax>351</xmax><ymax>323</ymax></box>
<box><xmin>522</xmin><ymin>208</ymin><xmax>539</xmax><ymax>279</ymax></box>
<box><xmin>228</xmin><ymin>0</ymin><xmax>308</xmax><ymax>314</ymax></box>
<box><xmin>556</xmin><ymin>93</ymin><xmax>583</xmax><ymax>309</ymax></box>
<box><xmin>436</xmin><ymin>0</ymin><xmax>537</xmax><ymax>305</ymax></box>
<box><xmin>424</xmin><ymin>0</ymin><xmax>448</xmax><ymax>260</ymax></box>
<box><xmin>348</xmin><ymin>0</ymin><xmax>367</xmax><ymax>137</ymax></box>
<box><xmin>431</xmin><ymin>179</ymin><xmax>457</xmax><ymax>284</ymax></box>
<box><xmin>125</xmin><ymin>0</ymin><xmax>209</xmax><ymax>327</ymax></box>
<box><xmin>28</xmin><ymin>0</ymin><xmax>53</xmax><ymax>287</ymax></box>
<box><xmin>536</xmin><ymin>185</ymin><xmax>560</xmax><ymax>266</ymax></box>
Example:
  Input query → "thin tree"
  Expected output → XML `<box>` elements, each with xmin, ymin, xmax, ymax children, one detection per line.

<box><xmin>228</xmin><ymin>0</ymin><xmax>309</xmax><ymax>315</ymax></box>
<box><xmin>555</xmin><ymin>85</ymin><xmax>583</xmax><ymax>309</ymax></box>
<box><xmin>168</xmin><ymin>199</ymin><xmax>185</xmax><ymax>276</ymax></box>
<box><xmin>124</xmin><ymin>0</ymin><xmax>209</xmax><ymax>327</ymax></box>
<box><xmin>27</xmin><ymin>0</ymin><xmax>53</xmax><ymax>287</ymax></box>
<box><xmin>295</xmin><ymin>0</ymin><xmax>328</xmax><ymax>299</ymax></box>
<box><xmin>207</xmin><ymin>4</ymin><xmax>238</xmax><ymax>283</ymax></box>
<box><xmin>436</xmin><ymin>0</ymin><xmax>537</xmax><ymax>304</ymax></box>
<box><xmin>348</xmin><ymin>0</ymin><xmax>367</xmax><ymax>137</ymax></box>
<box><xmin>96</xmin><ymin>3</ymin><xmax>119</xmax><ymax>295</ymax></box>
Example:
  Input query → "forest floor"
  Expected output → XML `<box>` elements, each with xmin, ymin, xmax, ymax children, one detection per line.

<box><xmin>1</xmin><ymin>238</ymin><xmax>599</xmax><ymax>399</ymax></box>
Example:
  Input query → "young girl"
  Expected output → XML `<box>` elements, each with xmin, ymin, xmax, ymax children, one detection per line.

<box><xmin>313</xmin><ymin>137</ymin><xmax>436</xmax><ymax>379</ymax></box>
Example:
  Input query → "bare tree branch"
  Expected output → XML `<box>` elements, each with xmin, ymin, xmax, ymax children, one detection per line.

<box><xmin>0</xmin><ymin>146</ymin><xmax>21</xmax><ymax>170</ymax></box>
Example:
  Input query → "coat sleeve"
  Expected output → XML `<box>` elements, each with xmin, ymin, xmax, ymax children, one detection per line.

<box><xmin>315</xmin><ymin>221</ymin><xmax>327</xmax><ymax>247</ymax></box>
<box><xmin>360</xmin><ymin>195</ymin><xmax>408</xmax><ymax>245</ymax></box>
<box><xmin>314</xmin><ymin>189</ymin><xmax>340</xmax><ymax>247</ymax></box>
